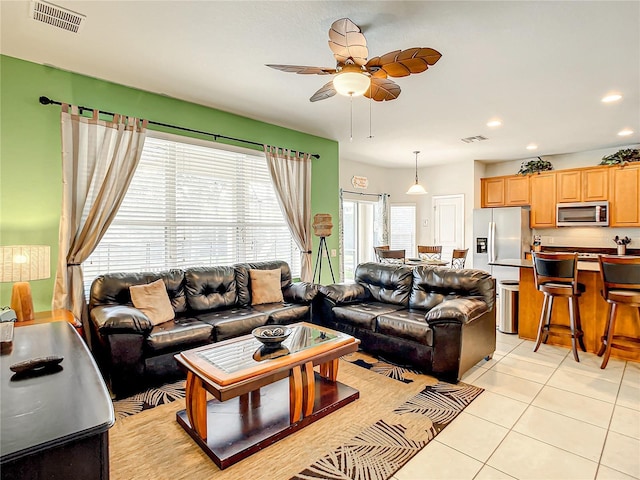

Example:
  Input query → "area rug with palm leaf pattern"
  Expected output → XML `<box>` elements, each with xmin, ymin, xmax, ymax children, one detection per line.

<box><xmin>110</xmin><ymin>350</ymin><xmax>482</xmax><ymax>480</ymax></box>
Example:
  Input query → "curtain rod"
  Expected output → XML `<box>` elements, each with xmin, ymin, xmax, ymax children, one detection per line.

<box><xmin>341</xmin><ymin>189</ymin><xmax>389</xmax><ymax>197</ymax></box>
<box><xmin>38</xmin><ymin>96</ymin><xmax>320</xmax><ymax>160</ymax></box>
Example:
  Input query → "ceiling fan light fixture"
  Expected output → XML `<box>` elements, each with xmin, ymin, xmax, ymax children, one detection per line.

<box><xmin>333</xmin><ymin>70</ymin><xmax>370</xmax><ymax>97</ymax></box>
<box><xmin>406</xmin><ymin>150</ymin><xmax>428</xmax><ymax>195</ymax></box>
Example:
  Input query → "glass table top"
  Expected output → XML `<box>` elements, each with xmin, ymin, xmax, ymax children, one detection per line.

<box><xmin>193</xmin><ymin>324</ymin><xmax>340</xmax><ymax>374</ymax></box>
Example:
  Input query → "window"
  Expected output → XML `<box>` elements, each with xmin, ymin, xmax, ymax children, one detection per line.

<box><xmin>390</xmin><ymin>204</ymin><xmax>416</xmax><ymax>257</ymax></box>
<box><xmin>82</xmin><ymin>134</ymin><xmax>300</xmax><ymax>292</ymax></box>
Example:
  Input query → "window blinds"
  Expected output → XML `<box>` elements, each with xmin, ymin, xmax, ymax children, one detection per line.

<box><xmin>82</xmin><ymin>136</ymin><xmax>300</xmax><ymax>293</ymax></box>
<box><xmin>390</xmin><ymin>204</ymin><xmax>417</xmax><ymax>257</ymax></box>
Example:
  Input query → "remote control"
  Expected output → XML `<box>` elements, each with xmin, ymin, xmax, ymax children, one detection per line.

<box><xmin>10</xmin><ymin>355</ymin><xmax>64</xmax><ymax>374</ymax></box>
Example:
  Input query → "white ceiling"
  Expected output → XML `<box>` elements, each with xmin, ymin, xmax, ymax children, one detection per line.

<box><xmin>1</xmin><ymin>1</ymin><xmax>638</xmax><ymax>167</ymax></box>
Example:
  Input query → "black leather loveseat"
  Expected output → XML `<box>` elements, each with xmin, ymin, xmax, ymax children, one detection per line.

<box><xmin>313</xmin><ymin>262</ymin><xmax>496</xmax><ymax>382</ymax></box>
<box><xmin>89</xmin><ymin>260</ymin><xmax>317</xmax><ymax>397</ymax></box>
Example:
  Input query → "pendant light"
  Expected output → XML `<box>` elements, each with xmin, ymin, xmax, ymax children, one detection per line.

<box><xmin>406</xmin><ymin>151</ymin><xmax>427</xmax><ymax>195</ymax></box>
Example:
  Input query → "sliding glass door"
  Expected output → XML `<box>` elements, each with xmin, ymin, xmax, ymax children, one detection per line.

<box><xmin>343</xmin><ymin>200</ymin><xmax>376</xmax><ymax>280</ymax></box>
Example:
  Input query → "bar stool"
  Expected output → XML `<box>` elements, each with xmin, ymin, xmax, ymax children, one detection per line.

<box><xmin>597</xmin><ymin>255</ymin><xmax>640</xmax><ymax>369</ymax></box>
<box><xmin>532</xmin><ymin>252</ymin><xmax>586</xmax><ymax>362</ymax></box>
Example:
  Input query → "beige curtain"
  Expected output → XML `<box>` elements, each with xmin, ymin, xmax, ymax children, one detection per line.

<box><xmin>263</xmin><ymin>145</ymin><xmax>313</xmax><ymax>282</ymax></box>
<box><xmin>53</xmin><ymin>105</ymin><xmax>147</xmax><ymax>334</ymax></box>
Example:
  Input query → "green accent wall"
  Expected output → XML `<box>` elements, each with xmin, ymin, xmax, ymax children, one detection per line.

<box><xmin>0</xmin><ymin>55</ymin><xmax>340</xmax><ymax>312</ymax></box>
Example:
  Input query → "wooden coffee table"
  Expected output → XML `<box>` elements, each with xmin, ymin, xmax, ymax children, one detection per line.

<box><xmin>174</xmin><ymin>322</ymin><xmax>360</xmax><ymax>469</ymax></box>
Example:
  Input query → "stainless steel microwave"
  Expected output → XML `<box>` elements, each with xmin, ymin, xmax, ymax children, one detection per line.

<box><xmin>556</xmin><ymin>201</ymin><xmax>609</xmax><ymax>227</ymax></box>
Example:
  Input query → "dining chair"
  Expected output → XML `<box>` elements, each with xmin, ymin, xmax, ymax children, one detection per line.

<box><xmin>596</xmin><ymin>255</ymin><xmax>640</xmax><ymax>369</ymax></box>
<box><xmin>417</xmin><ymin>245</ymin><xmax>442</xmax><ymax>260</ymax></box>
<box><xmin>451</xmin><ymin>248</ymin><xmax>469</xmax><ymax>269</ymax></box>
<box><xmin>373</xmin><ymin>245</ymin><xmax>390</xmax><ymax>262</ymax></box>
<box><xmin>377</xmin><ymin>249</ymin><xmax>406</xmax><ymax>264</ymax></box>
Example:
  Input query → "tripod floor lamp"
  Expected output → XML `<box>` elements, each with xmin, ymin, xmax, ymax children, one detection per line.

<box><xmin>312</xmin><ymin>213</ymin><xmax>335</xmax><ymax>284</ymax></box>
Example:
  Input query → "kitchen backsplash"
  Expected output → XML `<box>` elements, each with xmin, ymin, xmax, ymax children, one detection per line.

<box><xmin>533</xmin><ymin>227</ymin><xmax>640</xmax><ymax>249</ymax></box>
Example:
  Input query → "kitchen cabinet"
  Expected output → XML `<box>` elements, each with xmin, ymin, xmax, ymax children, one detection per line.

<box><xmin>582</xmin><ymin>168</ymin><xmax>608</xmax><ymax>201</ymax></box>
<box><xmin>481</xmin><ymin>175</ymin><xmax>529</xmax><ymax>207</ymax></box>
<box><xmin>557</xmin><ymin>167</ymin><xmax>608</xmax><ymax>203</ymax></box>
<box><xmin>530</xmin><ymin>172</ymin><xmax>556</xmax><ymax>227</ymax></box>
<box><xmin>610</xmin><ymin>164</ymin><xmax>640</xmax><ymax>226</ymax></box>
<box><xmin>557</xmin><ymin>170</ymin><xmax>581</xmax><ymax>203</ymax></box>
<box><xmin>481</xmin><ymin>177</ymin><xmax>505</xmax><ymax>207</ymax></box>
<box><xmin>505</xmin><ymin>176</ymin><xmax>530</xmax><ymax>205</ymax></box>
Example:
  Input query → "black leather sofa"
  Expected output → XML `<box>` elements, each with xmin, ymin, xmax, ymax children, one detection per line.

<box><xmin>313</xmin><ymin>262</ymin><xmax>496</xmax><ymax>382</ymax></box>
<box><xmin>88</xmin><ymin>260</ymin><xmax>317</xmax><ymax>398</ymax></box>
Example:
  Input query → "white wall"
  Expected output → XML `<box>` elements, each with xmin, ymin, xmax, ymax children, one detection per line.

<box><xmin>340</xmin><ymin>158</ymin><xmax>474</xmax><ymax>255</ymax></box>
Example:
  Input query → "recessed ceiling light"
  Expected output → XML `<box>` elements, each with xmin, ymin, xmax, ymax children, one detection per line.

<box><xmin>487</xmin><ymin>119</ymin><xmax>502</xmax><ymax>127</ymax></box>
<box><xmin>526</xmin><ymin>144</ymin><xmax>538</xmax><ymax>150</ymax></box>
<box><xmin>618</xmin><ymin>129</ymin><xmax>634</xmax><ymax>136</ymax></box>
<box><xmin>602</xmin><ymin>93</ymin><xmax>622</xmax><ymax>103</ymax></box>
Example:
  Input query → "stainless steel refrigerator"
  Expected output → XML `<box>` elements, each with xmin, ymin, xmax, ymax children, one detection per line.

<box><xmin>472</xmin><ymin>207</ymin><xmax>531</xmax><ymax>283</ymax></box>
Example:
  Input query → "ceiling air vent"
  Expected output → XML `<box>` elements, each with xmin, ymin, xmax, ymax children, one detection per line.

<box><xmin>30</xmin><ymin>1</ymin><xmax>86</xmax><ymax>33</ymax></box>
<box><xmin>461</xmin><ymin>135</ymin><xmax>489</xmax><ymax>144</ymax></box>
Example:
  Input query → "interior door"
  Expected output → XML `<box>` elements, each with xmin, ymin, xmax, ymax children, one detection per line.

<box><xmin>432</xmin><ymin>194</ymin><xmax>464</xmax><ymax>264</ymax></box>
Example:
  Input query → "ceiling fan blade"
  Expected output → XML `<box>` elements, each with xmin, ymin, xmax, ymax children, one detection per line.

<box><xmin>367</xmin><ymin>48</ymin><xmax>442</xmax><ymax>78</ymax></box>
<box><xmin>365</xmin><ymin>78</ymin><xmax>401</xmax><ymax>102</ymax></box>
<box><xmin>370</xmin><ymin>69</ymin><xmax>388</xmax><ymax>79</ymax></box>
<box><xmin>310</xmin><ymin>81</ymin><xmax>337</xmax><ymax>102</ymax></box>
<box><xmin>328</xmin><ymin>18</ymin><xmax>368</xmax><ymax>66</ymax></box>
<box><xmin>266</xmin><ymin>64</ymin><xmax>336</xmax><ymax>75</ymax></box>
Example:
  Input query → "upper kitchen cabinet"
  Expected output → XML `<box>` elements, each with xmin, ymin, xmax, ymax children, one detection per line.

<box><xmin>530</xmin><ymin>172</ymin><xmax>557</xmax><ymax>227</ymax></box>
<box><xmin>505</xmin><ymin>176</ymin><xmax>530</xmax><ymax>205</ymax></box>
<box><xmin>583</xmin><ymin>168</ymin><xmax>609</xmax><ymax>201</ymax></box>
<box><xmin>610</xmin><ymin>164</ymin><xmax>640</xmax><ymax>227</ymax></box>
<box><xmin>557</xmin><ymin>167</ymin><xmax>608</xmax><ymax>203</ymax></box>
<box><xmin>481</xmin><ymin>177</ymin><xmax>505</xmax><ymax>207</ymax></box>
<box><xmin>481</xmin><ymin>175</ymin><xmax>529</xmax><ymax>207</ymax></box>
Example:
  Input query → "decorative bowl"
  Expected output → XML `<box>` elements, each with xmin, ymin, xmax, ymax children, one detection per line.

<box><xmin>252</xmin><ymin>325</ymin><xmax>292</xmax><ymax>346</ymax></box>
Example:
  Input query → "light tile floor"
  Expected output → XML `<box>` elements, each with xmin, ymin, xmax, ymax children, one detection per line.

<box><xmin>393</xmin><ymin>331</ymin><xmax>640</xmax><ymax>480</ymax></box>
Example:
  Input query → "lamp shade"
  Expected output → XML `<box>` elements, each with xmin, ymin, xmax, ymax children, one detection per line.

<box><xmin>333</xmin><ymin>66</ymin><xmax>370</xmax><ymax>97</ymax></box>
<box><xmin>1</xmin><ymin>245</ymin><xmax>50</xmax><ymax>282</ymax></box>
<box><xmin>406</xmin><ymin>183</ymin><xmax>428</xmax><ymax>195</ymax></box>
<box><xmin>312</xmin><ymin>214</ymin><xmax>333</xmax><ymax>237</ymax></box>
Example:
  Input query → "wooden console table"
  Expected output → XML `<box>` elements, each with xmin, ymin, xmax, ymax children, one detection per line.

<box><xmin>15</xmin><ymin>309</ymin><xmax>84</xmax><ymax>337</ymax></box>
<box><xmin>0</xmin><ymin>322</ymin><xmax>114</xmax><ymax>479</ymax></box>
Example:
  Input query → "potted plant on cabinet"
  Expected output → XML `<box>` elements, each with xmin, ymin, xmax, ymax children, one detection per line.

<box><xmin>517</xmin><ymin>157</ymin><xmax>554</xmax><ymax>175</ymax></box>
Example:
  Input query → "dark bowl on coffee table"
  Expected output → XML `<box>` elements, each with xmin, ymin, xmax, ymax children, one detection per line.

<box><xmin>252</xmin><ymin>325</ymin><xmax>292</xmax><ymax>346</ymax></box>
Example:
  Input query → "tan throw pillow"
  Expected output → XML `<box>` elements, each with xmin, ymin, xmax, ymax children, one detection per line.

<box><xmin>250</xmin><ymin>268</ymin><xmax>284</xmax><ymax>306</ymax></box>
<box><xmin>129</xmin><ymin>279</ymin><xmax>175</xmax><ymax>326</ymax></box>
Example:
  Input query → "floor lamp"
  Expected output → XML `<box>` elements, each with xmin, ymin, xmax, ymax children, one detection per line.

<box><xmin>312</xmin><ymin>214</ymin><xmax>336</xmax><ymax>284</ymax></box>
<box><xmin>1</xmin><ymin>245</ymin><xmax>50</xmax><ymax>322</ymax></box>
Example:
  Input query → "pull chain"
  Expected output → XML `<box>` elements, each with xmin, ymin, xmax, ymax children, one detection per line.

<box><xmin>349</xmin><ymin>94</ymin><xmax>354</xmax><ymax>142</ymax></box>
<box><xmin>368</xmin><ymin>95</ymin><xmax>374</xmax><ymax>139</ymax></box>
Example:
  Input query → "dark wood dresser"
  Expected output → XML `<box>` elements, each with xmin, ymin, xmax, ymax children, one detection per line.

<box><xmin>1</xmin><ymin>322</ymin><xmax>114</xmax><ymax>479</ymax></box>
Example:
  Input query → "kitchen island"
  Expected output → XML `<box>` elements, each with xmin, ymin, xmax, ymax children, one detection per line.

<box><xmin>491</xmin><ymin>258</ymin><xmax>640</xmax><ymax>363</ymax></box>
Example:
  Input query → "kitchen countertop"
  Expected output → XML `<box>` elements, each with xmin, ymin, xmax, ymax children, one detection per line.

<box><xmin>489</xmin><ymin>258</ymin><xmax>600</xmax><ymax>272</ymax></box>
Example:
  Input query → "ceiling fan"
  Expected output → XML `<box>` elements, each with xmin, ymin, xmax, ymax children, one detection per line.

<box><xmin>267</xmin><ymin>18</ymin><xmax>442</xmax><ymax>102</ymax></box>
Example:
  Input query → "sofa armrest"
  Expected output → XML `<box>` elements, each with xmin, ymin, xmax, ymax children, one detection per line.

<box><xmin>283</xmin><ymin>282</ymin><xmax>318</xmax><ymax>304</ymax></box>
<box><xmin>318</xmin><ymin>283</ymin><xmax>369</xmax><ymax>305</ymax></box>
<box><xmin>425</xmin><ymin>298</ymin><xmax>489</xmax><ymax>325</ymax></box>
<box><xmin>90</xmin><ymin>305</ymin><xmax>154</xmax><ymax>334</ymax></box>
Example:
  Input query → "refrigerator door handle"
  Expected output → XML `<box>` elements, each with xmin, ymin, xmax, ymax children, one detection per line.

<box><xmin>487</xmin><ymin>222</ymin><xmax>496</xmax><ymax>262</ymax></box>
